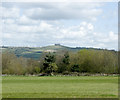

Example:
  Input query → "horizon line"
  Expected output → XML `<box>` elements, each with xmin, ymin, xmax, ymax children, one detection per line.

<box><xmin>0</xmin><ymin>44</ymin><xmax>117</xmax><ymax>51</ymax></box>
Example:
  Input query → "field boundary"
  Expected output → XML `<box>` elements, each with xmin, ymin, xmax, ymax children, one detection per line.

<box><xmin>1</xmin><ymin>98</ymin><xmax>119</xmax><ymax>100</ymax></box>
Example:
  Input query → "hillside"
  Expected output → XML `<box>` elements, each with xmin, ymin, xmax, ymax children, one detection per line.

<box><xmin>1</xmin><ymin>44</ymin><xmax>115</xmax><ymax>60</ymax></box>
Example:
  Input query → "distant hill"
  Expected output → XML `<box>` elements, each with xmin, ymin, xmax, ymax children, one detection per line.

<box><xmin>1</xmin><ymin>44</ymin><xmax>115</xmax><ymax>60</ymax></box>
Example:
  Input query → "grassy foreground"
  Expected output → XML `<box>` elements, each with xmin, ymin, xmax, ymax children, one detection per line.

<box><xmin>2</xmin><ymin>76</ymin><xmax>118</xmax><ymax>98</ymax></box>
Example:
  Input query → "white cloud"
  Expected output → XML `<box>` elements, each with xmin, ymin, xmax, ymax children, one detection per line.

<box><xmin>24</xmin><ymin>6</ymin><xmax>102</xmax><ymax>21</ymax></box>
<box><xmin>3</xmin><ymin>20</ymin><xmax>118</xmax><ymax>49</ymax></box>
<box><xmin>2</xmin><ymin>2</ymin><xmax>101</xmax><ymax>21</ymax></box>
<box><xmin>17</xmin><ymin>15</ymin><xmax>38</xmax><ymax>25</ymax></box>
<box><xmin>87</xmin><ymin>23</ymin><xmax>94</xmax><ymax>30</ymax></box>
<box><xmin>1</xmin><ymin>2</ymin><xmax>118</xmax><ymax>50</ymax></box>
<box><xmin>109</xmin><ymin>31</ymin><xmax>117</xmax><ymax>40</ymax></box>
<box><xmin>2</xmin><ymin>7</ymin><xmax>20</xmax><ymax>19</ymax></box>
<box><xmin>4</xmin><ymin>19</ymin><xmax>14</xmax><ymax>24</ymax></box>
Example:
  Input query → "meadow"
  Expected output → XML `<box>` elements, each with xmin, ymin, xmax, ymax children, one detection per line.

<box><xmin>2</xmin><ymin>76</ymin><xmax>118</xmax><ymax>98</ymax></box>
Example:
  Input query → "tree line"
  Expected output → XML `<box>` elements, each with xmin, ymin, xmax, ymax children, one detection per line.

<box><xmin>2</xmin><ymin>49</ymin><xmax>118</xmax><ymax>75</ymax></box>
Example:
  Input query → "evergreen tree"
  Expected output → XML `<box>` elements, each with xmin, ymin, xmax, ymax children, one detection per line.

<box><xmin>43</xmin><ymin>53</ymin><xmax>57</xmax><ymax>75</ymax></box>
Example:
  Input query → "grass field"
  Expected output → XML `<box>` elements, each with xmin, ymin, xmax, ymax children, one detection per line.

<box><xmin>2</xmin><ymin>76</ymin><xmax>118</xmax><ymax>98</ymax></box>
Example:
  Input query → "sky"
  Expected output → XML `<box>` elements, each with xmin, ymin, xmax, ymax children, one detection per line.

<box><xmin>1</xmin><ymin>2</ymin><xmax>118</xmax><ymax>50</ymax></box>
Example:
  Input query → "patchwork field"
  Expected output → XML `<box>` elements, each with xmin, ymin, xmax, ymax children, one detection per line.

<box><xmin>2</xmin><ymin>76</ymin><xmax>118</xmax><ymax>98</ymax></box>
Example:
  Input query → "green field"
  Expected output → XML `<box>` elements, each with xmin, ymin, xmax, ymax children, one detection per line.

<box><xmin>2</xmin><ymin>76</ymin><xmax>118</xmax><ymax>98</ymax></box>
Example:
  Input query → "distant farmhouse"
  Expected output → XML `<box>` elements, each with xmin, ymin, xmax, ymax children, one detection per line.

<box><xmin>54</xmin><ymin>44</ymin><xmax>61</xmax><ymax>46</ymax></box>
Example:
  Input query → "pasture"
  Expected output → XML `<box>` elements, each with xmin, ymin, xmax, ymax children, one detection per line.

<box><xmin>2</xmin><ymin>76</ymin><xmax>118</xmax><ymax>98</ymax></box>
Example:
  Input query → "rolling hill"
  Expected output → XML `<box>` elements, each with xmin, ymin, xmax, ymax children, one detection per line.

<box><xmin>1</xmin><ymin>44</ymin><xmax>114</xmax><ymax>60</ymax></box>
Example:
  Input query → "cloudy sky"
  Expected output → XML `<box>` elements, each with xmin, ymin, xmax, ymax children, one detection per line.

<box><xmin>1</xmin><ymin>2</ymin><xmax>118</xmax><ymax>50</ymax></box>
